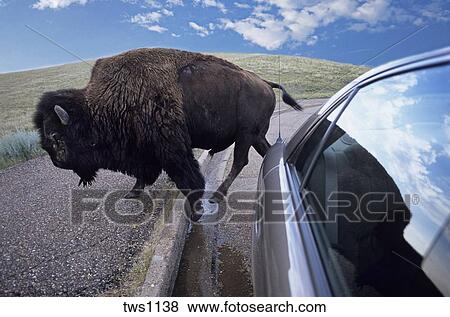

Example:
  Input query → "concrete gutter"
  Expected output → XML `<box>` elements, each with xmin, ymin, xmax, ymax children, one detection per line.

<box><xmin>139</xmin><ymin>150</ymin><xmax>210</xmax><ymax>297</ymax></box>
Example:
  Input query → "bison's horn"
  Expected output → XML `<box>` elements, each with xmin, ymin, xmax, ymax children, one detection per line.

<box><xmin>54</xmin><ymin>105</ymin><xmax>70</xmax><ymax>125</ymax></box>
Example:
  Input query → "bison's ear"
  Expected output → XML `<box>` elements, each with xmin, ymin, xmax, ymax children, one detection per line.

<box><xmin>54</xmin><ymin>105</ymin><xmax>70</xmax><ymax>125</ymax></box>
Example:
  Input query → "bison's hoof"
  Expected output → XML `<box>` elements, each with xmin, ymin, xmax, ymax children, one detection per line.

<box><xmin>208</xmin><ymin>191</ymin><xmax>225</xmax><ymax>203</ymax></box>
<box><xmin>190</xmin><ymin>211</ymin><xmax>203</xmax><ymax>222</ymax></box>
<box><xmin>124</xmin><ymin>190</ymin><xmax>144</xmax><ymax>199</ymax></box>
<box><xmin>189</xmin><ymin>201</ymin><xmax>204</xmax><ymax>222</ymax></box>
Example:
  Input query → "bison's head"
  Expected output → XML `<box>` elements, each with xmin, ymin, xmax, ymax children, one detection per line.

<box><xmin>33</xmin><ymin>89</ymin><xmax>99</xmax><ymax>186</ymax></box>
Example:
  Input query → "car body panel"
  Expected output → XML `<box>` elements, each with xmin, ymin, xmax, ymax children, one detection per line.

<box><xmin>253</xmin><ymin>140</ymin><xmax>316</xmax><ymax>296</ymax></box>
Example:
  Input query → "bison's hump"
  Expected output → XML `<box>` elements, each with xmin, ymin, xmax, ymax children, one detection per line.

<box><xmin>86</xmin><ymin>48</ymin><xmax>243</xmax><ymax>115</ymax></box>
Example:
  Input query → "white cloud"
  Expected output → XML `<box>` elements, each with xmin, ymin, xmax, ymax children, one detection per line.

<box><xmin>348</xmin><ymin>22</ymin><xmax>369</xmax><ymax>32</ymax></box>
<box><xmin>256</xmin><ymin>0</ymin><xmax>297</xmax><ymax>10</ymax></box>
<box><xmin>124</xmin><ymin>0</ymin><xmax>183</xmax><ymax>8</ymax></box>
<box><xmin>221</xmin><ymin>16</ymin><xmax>288</xmax><ymax>50</ymax></box>
<box><xmin>160</xmin><ymin>8</ymin><xmax>173</xmax><ymax>16</ymax></box>
<box><xmin>421</xmin><ymin>0</ymin><xmax>450</xmax><ymax>22</ymax></box>
<box><xmin>306</xmin><ymin>35</ymin><xmax>318</xmax><ymax>46</ymax></box>
<box><xmin>131</xmin><ymin>11</ymin><xmax>163</xmax><ymax>24</ymax></box>
<box><xmin>171</xmin><ymin>32</ymin><xmax>181</xmax><ymax>37</ymax></box>
<box><xmin>189</xmin><ymin>21</ymin><xmax>210</xmax><ymax>37</ymax></box>
<box><xmin>234</xmin><ymin>2</ymin><xmax>250</xmax><ymax>9</ymax></box>
<box><xmin>143</xmin><ymin>24</ymin><xmax>168</xmax><ymax>33</ymax></box>
<box><xmin>166</xmin><ymin>0</ymin><xmax>183</xmax><ymax>6</ymax></box>
<box><xmin>144</xmin><ymin>0</ymin><xmax>162</xmax><ymax>8</ymax></box>
<box><xmin>444</xmin><ymin>115</ymin><xmax>450</xmax><ymax>140</ymax></box>
<box><xmin>130</xmin><ymin>8</ymin><xmax>172</xmax><ymax>32</ymax></box>
<box><xmin>351</xmin><ymin>0</ymin><xmax>390</xmax><ymax>24</ymax></box>
<box><xmin>123</xmin><ymin>0</ymin><xmax>183</xmax><ymax>8</ymax></box>
<box><xmin>193</xmin><ymin>0</ymin><xmax>227</xmax><ymax>13</ymax></box>
<box><xmin>32</xmin><ymin>0</ymin><xmax>88</xmax><ymax>10</ymax></box>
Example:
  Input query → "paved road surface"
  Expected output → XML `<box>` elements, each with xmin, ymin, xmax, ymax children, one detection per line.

<box><xmin>173</xmin><ymin>99</ymin><xmax>326</xmax><ymax>296</ymax></box>
<box><xmin>0</xmin><ymin>156</ymin><xmax>174</xmax><ymax>296</ymax></box>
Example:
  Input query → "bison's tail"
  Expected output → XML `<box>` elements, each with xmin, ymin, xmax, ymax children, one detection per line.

<box><xmin>265</xmin><ymin>80</ymin><xmax>303</xmax><ymax>111</ymax></box>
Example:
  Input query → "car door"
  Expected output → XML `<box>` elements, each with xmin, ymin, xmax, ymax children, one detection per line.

<box><xmin>289</xmin><ymin>62</ymin><xmax>450</xmax><ymax>296</ymax></box>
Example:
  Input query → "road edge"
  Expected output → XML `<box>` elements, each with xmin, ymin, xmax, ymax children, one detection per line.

<box><xmin>139</xmin><ymin>150</ymin><xmax>210</xmax><ymax>297</ymax></box>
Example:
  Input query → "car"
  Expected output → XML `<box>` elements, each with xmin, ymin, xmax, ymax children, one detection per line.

<box><xmin>252</xmin><ymin>47</ymin><xmax>450</xmax><ymax>297</ymax></box>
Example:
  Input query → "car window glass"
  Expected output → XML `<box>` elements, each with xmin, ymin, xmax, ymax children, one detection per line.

<box><xmin>301</xmin><ymin>65</ymin><xmax>450</xmax><ymax>296</ymax></box>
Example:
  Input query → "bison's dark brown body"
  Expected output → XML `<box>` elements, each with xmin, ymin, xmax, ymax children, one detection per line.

<box><xmin>34</xmin><ymin>48</ymin><xmax>302</xmax><ymax>220</ymax></box>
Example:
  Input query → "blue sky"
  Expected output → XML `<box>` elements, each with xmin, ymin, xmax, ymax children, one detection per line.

<box><xmin>0</xmin><ymin>0</ymin><xmax>449</xmax><ymax>73</ymax></box>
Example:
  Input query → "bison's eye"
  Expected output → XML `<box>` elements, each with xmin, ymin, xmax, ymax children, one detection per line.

<box><xmin>50</xmin><ymin>132</ymin><xmax>58</xmax><ymax>141</ymax></box>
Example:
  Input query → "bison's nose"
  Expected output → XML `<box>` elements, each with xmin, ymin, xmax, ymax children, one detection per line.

<box><xmin>51</xmin><ymin>158</ymin><xmax>62</xmax><ymax>168</ymax></box>
<box><xmin>51</xmin><ymin>158</ymin><xmax>68</xmax><ymax>169</ymax></box>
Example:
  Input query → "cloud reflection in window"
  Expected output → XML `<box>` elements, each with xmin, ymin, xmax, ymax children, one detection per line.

<box><xmin>336</xmin><ymin>66</ymin><xmax>450</xmax><ymax>255</ymax></box>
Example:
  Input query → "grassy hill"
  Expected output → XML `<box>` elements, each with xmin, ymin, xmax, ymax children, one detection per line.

<box><xmin>0</xmin><ymin>53</ymin><xmax>368</xmax><ymax>168</ymax></box>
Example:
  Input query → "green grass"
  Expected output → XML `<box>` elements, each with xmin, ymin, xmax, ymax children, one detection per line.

<box><xmin>0</xmin><ymin>52</ymin><xmax>368</xmax><ymax>168</ymax></box>
<box><xmin>0</xmin><ymin>130</ymin><xmax>44</xmax><ymax>169</ymax></box>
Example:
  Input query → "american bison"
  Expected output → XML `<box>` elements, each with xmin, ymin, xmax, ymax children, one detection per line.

<box><xmin>34</xmin><ymin>48</ymin><xmax>302</xmax><ymax>221</ymax></box>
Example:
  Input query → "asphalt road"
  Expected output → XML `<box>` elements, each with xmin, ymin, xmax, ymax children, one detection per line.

<box><xmin>0</xmin><ymin>156</ymin><xmax>174</xmax><ymax>296</ymax></box>
<box><xmin>173</xmin><ymin>99</ymin><xmax>326</xmax><ymax>296</ymax></box>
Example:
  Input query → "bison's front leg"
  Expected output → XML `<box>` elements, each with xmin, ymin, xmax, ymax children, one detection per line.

<box><xmin>164</xmin><ymin>152</ymin><xmax>205</xmax><ymax>222</ymax></box>
<box><xmin>124</xmin><ymin>178</ymin><xmax>145</xmax><ymax>199</ymax></box>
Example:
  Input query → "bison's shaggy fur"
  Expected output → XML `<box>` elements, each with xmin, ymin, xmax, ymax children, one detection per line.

<box><xmin>34</xmin><ymin>48</ymin><xmax>302</xmax><ymax>220</ymax></box>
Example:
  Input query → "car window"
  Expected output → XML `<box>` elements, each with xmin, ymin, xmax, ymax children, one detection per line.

<box><xmin>299</xmin><ymin>65</ymin><xmax>450</xmax><ymax>296</ymax></box>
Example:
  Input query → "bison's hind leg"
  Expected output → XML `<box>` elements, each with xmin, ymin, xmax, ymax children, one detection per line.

<box><xmin>209</xmin><ymin>133</ymin><xmax>254</xmax><ymax>203</ymax></box>
<box><xmin>252</xmin><ymin>136</ymin><xmax>271</xmax><ymax>158</ymax></box>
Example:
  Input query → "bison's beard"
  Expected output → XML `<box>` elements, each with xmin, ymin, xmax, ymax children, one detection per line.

<box><xmin>74</xmin><ymin>168</ymin><xmax>98</xmax><ymax>187</ymax></box>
